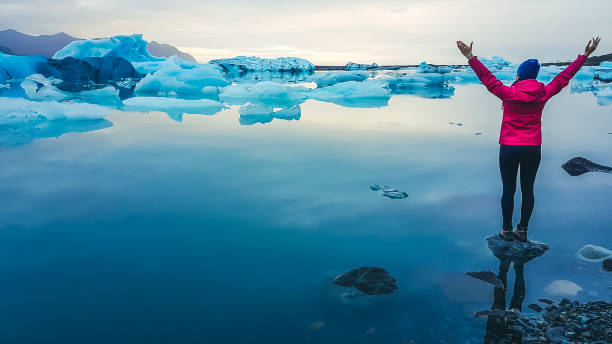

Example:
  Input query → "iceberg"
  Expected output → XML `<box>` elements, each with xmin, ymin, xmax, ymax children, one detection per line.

<box><xmin>0</xmin><ymin>97</ymin><xmax>110</xmax><ymax>125</ymax></box>
<box><xmin>134</xmin><ymin>56</ymin><xmax>229</xmax><ymax>95</ymax></box>
<box><xmin>310</xmin><ymin>71</ymin><xmax>369</xmax><ymax>87</ymax></box>
<box><xmin>20</xmin><ymin>74</ymin><xmax>122</xmax><ymax>105</ymax></box>
<box><xmin>238</xmin><ymin>104</ymin><xmax>301</xmax><ymax>125</ymax></box>
<box><xmin>417</xmin><ymin>62</ymin><xmax>452</xmax><ymax>74</ymax></box>
<box><xmin>0</xmin><ymin>52</ymin><xmax>47</xmax><ymax>81</ymax></box>
<box><xmin>52</xmin><ymin>34</ymin><xmax>164</xmax><ymax>62</ymax></box>
<box><xmin>344</xmin><ymin>62</ymin><xmax>379</xmax><ymax>71</ymax></box>
<box><xmin>209</xmin><ymin>56</ymin><xmax>314</xmax><ymax>73</ymax></box>
<box><xmin>309</xmin><ymin>80</ymin><xmax>391</xmax><ymax>108</ymax></box>
<box><xmin>122</xmin><ymin>97</ymin><xmax>225</xmax><ymax>121</ymax></box>
<box><xmin>479</xmin><ymin>56</ymin><xmax>512</xmax><ymax>70</ymax></box>
<box><xmin>219</xmin><ymin>81</ymin><xmax>308</xmax><ymax>107</ymax></box>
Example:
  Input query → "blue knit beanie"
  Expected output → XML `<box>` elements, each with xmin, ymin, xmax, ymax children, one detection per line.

<box><xmin>517</xmin><ymin>59</ymin><xmax>540</xmax><ymax>80</ymax></box>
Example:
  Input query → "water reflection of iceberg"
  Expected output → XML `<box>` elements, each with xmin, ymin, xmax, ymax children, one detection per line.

<box><xmin>238</xmin><ymin>105</ymin><xmax>301</xmax><ymax>125</ymax></box>
<box><xmin>0</xmin><ymin>119</ymin><xmax>112</xmax><ymax>146</ymax></box>
<box><xmin>122</xmin><ymin>97</ymin><xmax>225</xmax><ymax>122</ymax></box>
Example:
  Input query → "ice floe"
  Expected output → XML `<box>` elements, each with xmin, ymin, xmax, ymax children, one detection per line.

<box><xmin>417</xmin><ymin>62</ymin><xmax>452</xmax><ymax>74</ymax></box>
<box><xmin>310</xmin><ymin>71</ymin><xmax>369</xmax><ymax>87</ymax></box>
<box><xmin>309</xmin><ymin>80</ymin><xmax>391</xmax><ymax>108</ymax></box>
<box><xmin>133</xmin><ymin>56</ymin><xmax>229</xmax><ymax>95</ymax></box>
<box><xmin>21</xmin><ymin>74</ymin><xmax>122</xmax><ymax>105</ymax></box>
<box><xmin>53</xmin><ymin>34</ymin><xmax>163</xmax><ymax>62</ymax></box>
<box><xmin>219</xmin><ymin>81</ymin><xmax>308</xmax><ymax>107</ymax></box>
<box><xmin>344</xmin><ymin>61</ymin><xmax>379</xmax><ymax>71</ymax></box>
<box><xmin>209</xmin><ymin>56</ymin><xmax>314</xmax><ymax>73</ymax></box>
<box><xmin>238</xmin><ymin>104</ymin><xmax>301</xmax><ymax>125</ymax></box>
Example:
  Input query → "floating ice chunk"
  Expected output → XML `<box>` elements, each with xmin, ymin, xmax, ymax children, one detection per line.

<box><xmin>310</xmin><ymin>71</ymin><xmax>369</xmax><ymax>87</ymax></box>
<box><xmin>0</xmin><ymin>97</ymin><xmax>110</xmax><ymax>125</ymax></box>
<box><xmin>134</xmin><ymin>56</ymin><xmax>229</xmax><ymax>95</ymax></box>
<box><xmin>240</xmin><ymin>104</ymin><xmax>302</xmax><ymax>125</ymax></box>
<box><xmin>20</xmin><ymin>74</ymin><xmax>122</xmax><ymax>105</ymax></box>
<box><xmin>543</xmin><ymin>280</ymin><xmax>583</xmax><ymax>296</ymax></box>
<box><xmin>53</xmin><ymin>34</ymin><xmax>164</xmax><ymax>62</ymax></box>
<box><xmin>238</xmin><ymin>104</ymin><xmax>301</xmax><ymax>125</ymax></box>
<box><xmin>122</xmin><ymin>97</ymin><xmax>225</xmax><ymax>121</ymax></box>
<box><xmin>370</xmin><ymin>184</ymin><xmax>408</xmax><ymax>199</ymax></box>
<box><xmin>479</xmin><ymin>56</ymin><xmax>512</xmax><ymax>70</ymax></box>
<box><xmin>209</xmin><ymin>56</ymin><xmax>314</xmax><ymax>73</ymax></box>
<box><xmin>344</xmin><ymin>61</ymin><xmax>379</xmax><ymax>71</ymax></box>
<box><xmin>417</xmin><ymin>62</ymin><xmax>452</xmax><ymax>74</ymax></box>
<box><xmin>387</xmin><ymin>73</ymin><xmax>451</xmax><ymax>89</ymax></box>
<box><xmin>0</xmin><ymin>52</ymin><xmax>47</xmax><ymax>81</ymax></box>
<box><xmin>309</xmin><ymin>80</ymin><xmax>391</xmax><ymax>108</ymax></box>
<box><xmin>219</xmin><ymin>81</ymin><xmax>308</xmax><ymax>107</ymax></box>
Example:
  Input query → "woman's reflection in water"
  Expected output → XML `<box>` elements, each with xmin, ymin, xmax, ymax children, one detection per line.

<box><xmin>484</xmin><ymin>259</ymin><xmax>526</xmax><ymax>344</ymax></box>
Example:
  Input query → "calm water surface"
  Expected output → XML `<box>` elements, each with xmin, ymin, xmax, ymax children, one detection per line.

<box><xmin>0</xmin><ymin>86</ymin><xmax>611</xmax><ymax>343</ymax></box>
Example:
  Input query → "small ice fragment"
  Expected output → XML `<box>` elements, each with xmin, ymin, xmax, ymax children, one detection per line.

<box><xmin>370</xmin><ymin>184</ymin><xmax>408</xmax><ymax>199</ymax></box>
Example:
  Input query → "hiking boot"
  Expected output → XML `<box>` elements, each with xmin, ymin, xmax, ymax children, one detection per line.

<box><xmin>514</xmin><ymin>225</ymin><xmax>528</xmax><ymax>242</ymax></box>
<box><xmin>499</xmin><ymin>228</ymin><xmax>514</xmax><ymax>241</ymax></box>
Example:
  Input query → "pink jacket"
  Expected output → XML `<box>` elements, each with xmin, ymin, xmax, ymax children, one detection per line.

<box><xmin>469</xmin><ymin>55</ymin><xmax>587</xmax><ymax>145</ymax></box>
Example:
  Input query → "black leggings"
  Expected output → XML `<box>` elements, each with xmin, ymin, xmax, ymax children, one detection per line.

<box><xmin>499</xmin><ymin>145</ymin><xmax>541</xmax><ymax>230</ymax></box>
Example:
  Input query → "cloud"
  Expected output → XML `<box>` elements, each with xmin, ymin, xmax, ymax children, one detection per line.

<box><xmin>0</xmin><ymin>0</ymin><xmax>610</xmax><ymax>64</ymax></box>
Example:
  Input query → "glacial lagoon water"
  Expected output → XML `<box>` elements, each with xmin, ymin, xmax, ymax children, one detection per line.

<box><xmin>0</xmin><ymin>85</ymin><xmax>611</xmax><ymax>343</ymax></box>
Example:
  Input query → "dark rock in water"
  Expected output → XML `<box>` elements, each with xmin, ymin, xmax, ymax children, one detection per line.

<box><xmin>603</xmin><ymin>257</ymin><xmax>612</xmax><ymax>272</ymax></box>
<box><xmin>486</xmin><ymin>235</ymin><xmax>549</xmax><ymax>263</ymax></box>
<box><xmin>474</xmin><ymin>309</ymin><xmax>519</xmax><ymax>319</ymax></box>
<box><xmin>465</xmin><ymin>271</ymin><xmax>505</xmax><ymax>288</ymax></box>
<box><xmin>561</xmin><ymin>157</ymin><xmax>612</xmax><ymax>176</ymax></box>
<box><xmin>370</xmin><ymin>184</ymin><xmax>408</xmax><ymax>199</ymax></box>
<box><xmin>334</xmin><ymin>267</ymin><xmax>398</xmax><ymax>295</ymax></box>
<box><xmin>538</xmin><ymin>298</ymin><xmax>555</xmax><ymax>305</ymax></box>
<box><xmin>38</xmin><ymin>56</ymin><xmax>142</xmax><ymax>98</ymax></box>
<box><xmin>528</xmin><ymin>303</ymin><xmax>543</xmax><ymax>312</ymax></box>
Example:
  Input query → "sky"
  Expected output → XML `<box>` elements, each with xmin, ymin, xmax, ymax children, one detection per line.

<box><xmin>0</xmin><ymin>0</ymin><xmax>611</xmax><ymax>65</ymax></box>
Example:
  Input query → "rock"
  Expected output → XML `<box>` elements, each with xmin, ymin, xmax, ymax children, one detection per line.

<box><xmin>370</xmin><ymin>184</ymin><xmax>408</xmax><ymax>199</ymax></box>
<box><xmin>538</xmin><ymin>298</ymin><xmax>556</xmax><ymax>305</ymax></box>
<box><xmin>576</xmin><ymin>244</ymin><xmax>612</xmax><ymax>262</ymax></box>
<box><xmin>486</xmin><ymin>235</ymin><xmax>549</xmax><ymax>263</ymax></box>
<box><xmin>464</xmin><ymin>271</ymin><xmax>505</xmax><ymax>288</ymax></box>
<box><xmin>546</xmin><ymin>327</ymin><xmax>568</xmax><ymax>343</ymax></box>
<box><xmin>561</xmin><ymin>157</ymin><xmax>612</xmax><ymax>176</ymax></box>
<box><xmin>333</xmin><ymin>267</ymin><xmax>398</xmax><ymax>295</ymax></box>
<box><xmin>528</xmin><ymin>304</ymin><xmax>543</xmax><ymax>312</ymax></box>
<box><xmin>603</xmin><ymin>257</ymin><xmax>612</xmax><ymax>271</ymax></box>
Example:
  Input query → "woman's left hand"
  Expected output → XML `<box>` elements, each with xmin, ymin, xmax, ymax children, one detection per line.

<box><xmin>457</xmin><ymin>41</ymin><xmax>474</xmax><ymax>60</ymax></box>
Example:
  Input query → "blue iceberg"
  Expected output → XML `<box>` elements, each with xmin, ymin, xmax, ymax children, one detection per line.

<box><xmin>417</xmin><ymin>62</ymin><xmax>452</xmax><ymax>74</ymax></box>
<box><xmin>209</xmin><ymin>56</ymin><xmax>314</xmax><ymax>73</ymax></box>
<box><xmin>311</xmin><ymin>71</ymin><xmax>369</xmax><ymax>87</ymax></box>
<box><xmin>345</xmin><ymin>62</ymin><xmax>379</xmax><ymax>71</ymax></box>
<box><xmin>0</xmin><ymin>97</ymin><xmax>110</xmax><ymax>125</ymax></box>
<box><xmin>53</xmin><ymin>34</ymin><xmax>164</xmax><ymax>62</ymax></box>
<box><xmin>238</xmin><ymin>104</ymin><xmax>301</xmax><ymax>125</ymax></box>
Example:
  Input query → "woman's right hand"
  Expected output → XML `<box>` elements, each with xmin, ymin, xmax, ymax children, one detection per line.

<box><xmin>584</xmin><ymin>37</ymin><xmax>601</xmax><ymax>57</ymax></box>
<box><xmin>457</xmin><ymin>41</ymin><xmax>474</xmax><ymax>60</ymax></box>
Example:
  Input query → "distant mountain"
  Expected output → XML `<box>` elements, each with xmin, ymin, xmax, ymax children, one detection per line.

<box><xmin>585</xmin><ymin>53</ymin><xmax>612</xmax><ymax>66</ymax></box>
<box><xmin>0</xmin><ymin>29</ymin><xmax>75</xmax><ymax>57</ymax></box>
<box><xmin>148</xmin><ymin>41</ymin><xmax>196</xmax><ymax>62</ymax></box>
<box><xmin>0</xmin><ymin>29</ymin><xmax>197</xmax><ymax>62</ymax></box>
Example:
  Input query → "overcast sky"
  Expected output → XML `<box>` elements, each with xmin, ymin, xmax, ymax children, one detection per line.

<box><xmin>1</xmin><ymin>0</ymin><xmax>610</xmax><ymax>65</ymax></box>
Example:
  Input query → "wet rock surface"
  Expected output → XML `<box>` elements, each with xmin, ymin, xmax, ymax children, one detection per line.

<box><xmin>333</xmin><ymin>267</ymin><xmax>398</xmax><ymax>295</ymax></box>
<box><xmin>561</xmin><ymin>157</ymin><xmax>612</xmax><ymax>176</ymax></box>
<box><xmin>495</xmin><ymin>299</ymin><xmax>612</xmax><ymax>343</ymax></box>
<box><xmin>486</xmin><ymin>235</ymin><xmax>549</xmax><ymax>263</ymax></box>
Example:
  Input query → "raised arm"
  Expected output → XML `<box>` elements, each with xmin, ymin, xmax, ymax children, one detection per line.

<box><xmin>457</xmin><ymin>40</ymin><xmax>514</xmax><ymax>100</ymax></box>
<box><xmin>545</xmin><ymin>37</ymin><xmax>600</xmax><ymax>98</ymax></box>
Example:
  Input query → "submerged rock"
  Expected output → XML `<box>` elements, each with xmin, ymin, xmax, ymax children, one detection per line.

<box><xmin>486</xmin><ymin>235</ymin><xmax>549</xmax><ymax>263</ymax></box>
<box><xmin>333</xmin><ymin>267</ymin><xmax>398</xmax><ymax>295</ymax></box>
<box><xmin>603</xmin><ymin>257</ymin><xmax>612</xmax><ymax>271</ymax></box>
<box><xmin>561</xmin><ymin>157</ymin><xmax>612</xmax><ymax>176</ymax></box>
<box><xmin>370</xmin><ymin>184</ymin><xmax>408</xmax><ymax>199</ymax></box>
<box><xmin>465</xmin><ymin>271</ymin><xmax>504</xmax><ymax>288</ymax></box>
<box><xmin>576</xmin><ymin>244</ymin><xmax>612</xmax><ymax>262</ymax></box>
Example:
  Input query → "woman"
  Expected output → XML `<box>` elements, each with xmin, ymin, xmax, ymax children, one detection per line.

<box><xmin>456</xmin><ymin>37</ymin><xmax>601</xmax><ymax>242</ymax></box>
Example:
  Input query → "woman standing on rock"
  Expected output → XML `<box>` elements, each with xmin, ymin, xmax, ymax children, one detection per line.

<box><xmin>456</xmin><ymin>37</ymin><xmax>601</xmax><ymax>242</ymax></box>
